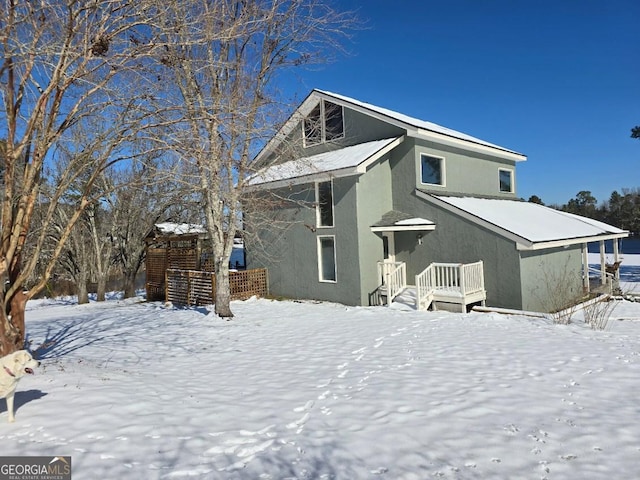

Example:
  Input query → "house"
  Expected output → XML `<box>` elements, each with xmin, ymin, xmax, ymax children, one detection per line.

<box><xmin>245</xmin><ymin>90</ymin><xmax>628</xmax><ymax>312</ymax></box>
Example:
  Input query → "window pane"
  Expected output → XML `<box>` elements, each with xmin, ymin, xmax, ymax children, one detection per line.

<box><xmin>499</xmin><ymin>170</ymin><xmax>512</xmax><ymax>192</ymax></box>
<box><xmin>319</xmin><ymin>237</ymin><xmax>336</xmax><ymax>281</ymax></box>
<box><xmin>324</xmin><ymin>101</ymin><xmax>344</xmax><ymax>141</ymax></box>
<box><xmin>317</xmin><ymin>181</ymin><xmax>334</xmax><ymax>227</ymax></box>
<box><xmin>421</xmin><ymin>155</ymin><xmax>443</xmax><ymax>185</ymax></box>
<box><xmin>303</xmin><ymin>104</ymin><xmax>322</xmax><ymax>146</ymax></box>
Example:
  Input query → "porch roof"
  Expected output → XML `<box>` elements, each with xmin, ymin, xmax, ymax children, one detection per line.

<box><xmin>247</xmin><ymin>136</ymin><xmax>403</xmax><ymax>189</ymax></box>
<box><xmin>419</xmin><ymin>193</ymin><xmax>629</xmax><ymax>250</ymax></box>
<box><xmin>371</xmin><ymin>210</ymin><xmax>436</xmax><ymax>232</ymax></box>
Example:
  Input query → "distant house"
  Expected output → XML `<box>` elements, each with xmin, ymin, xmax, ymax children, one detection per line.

<box><xmin>246</xmin><ymin>90</ymin><xmax>628</xmax><ymax>312</ymax></box>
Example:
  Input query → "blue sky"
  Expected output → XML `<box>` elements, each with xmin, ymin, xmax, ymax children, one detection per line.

<box><xmin>285</xmin><ymin>0</ymin><xmax>639</xmax><ymax>206</ymax></box>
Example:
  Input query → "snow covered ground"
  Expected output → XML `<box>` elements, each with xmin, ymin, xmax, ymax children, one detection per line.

<box><xmin>1</xmin><ymin>259</ymin><xmax>640</xmax><ymax>479</ymax></box>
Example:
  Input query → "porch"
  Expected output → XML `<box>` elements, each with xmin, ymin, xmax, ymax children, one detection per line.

<box><xmin>373</xmin><ymin>260</ymin><xmax>486</xmax><ymax>313</ymax></box>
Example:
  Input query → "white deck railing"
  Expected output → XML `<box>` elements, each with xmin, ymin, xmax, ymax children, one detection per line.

<box><xmin>377</xmin><ymin>261</ymin><xmax>407</xmax><ymax>306</ymax></box>
<box><xmin>415</xmin><ymin>261</ymin><xmax>485</xmax><ymax>312</ymax></box>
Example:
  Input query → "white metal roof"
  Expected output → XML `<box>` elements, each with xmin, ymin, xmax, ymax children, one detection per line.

<box><xmin>317</xmin><ymin>90</ymin><xmax>524</xmax><ymax>156</ymax></box>
<box><xmin>154</xmin><ymin>223</ymin><xmax>207</xmax><ymax>235</ymax></box>
<box><xmin>253</xmin><ymin>90</ymin><xmax>526</xmax><ymax>165</ymax></box>
<box><xmin>421</xmin><ymin>194</ymin><xmax>628</xmax><ymax>250</ymax></box>
<box><xmin>247</xmin><ymin>137</ymin><xmax>402</xmax><ymax>188</ymax></box>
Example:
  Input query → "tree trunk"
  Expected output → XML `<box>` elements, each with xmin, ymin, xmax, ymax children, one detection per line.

<box><xmin>77</xmin><ymin>274</ymin><xmax>89</xmax><ymax>305</ymax></box>
<box><xmin>214</xmin><ymin>260</ymin><xmax>233</xmax><ymax>318</ymax></box>
<box><xmin>96</xmin><ymin>275</ymin><xmax>107</xmax><ymax>302</ymax></box>
<box><xmin>0</xmin><ymin>291</ymin><xmax>27</xmax><ymax>356</ymax></box>
<box><xmin>122</xmin><ymin>271</ymin><xmax>137</xmax><ymax>299</ymax></box>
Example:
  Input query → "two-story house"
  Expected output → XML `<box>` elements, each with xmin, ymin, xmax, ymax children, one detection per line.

<box><xmin>246</xmin><ymin>90</ymin><xmax>627</xmax><ymax>312</ymax></box>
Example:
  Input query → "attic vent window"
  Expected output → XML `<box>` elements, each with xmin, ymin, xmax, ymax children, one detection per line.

<box><xmin>303</xmin><ymin>100</ymin><xmax>344</xmax><ymax>147</ymax></box>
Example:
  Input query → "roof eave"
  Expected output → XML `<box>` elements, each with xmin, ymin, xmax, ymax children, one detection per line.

<box><xmin>371</xmin><ymin>224</ymin><xmax>436</xmax><ymax>233</ymax></box>
<box><xmin>517</xmin><ymin>231</ymin><xmax>630</xmax><ymax>251</ymax></box>
<box><xmin>245</xmin><ymin>166</ymin><xmax>359</xmax><ymax>192</ymax></box>
<box><xmin>247</xmin><ymin>136</ymin><xmax>402</xmax><ymax>191</ymax></box>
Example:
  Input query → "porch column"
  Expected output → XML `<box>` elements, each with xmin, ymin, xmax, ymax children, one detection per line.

<box><xmin>613</xmin><ymin>238</ymin><xmax>620</xmax><ymax>280</ymax></box>
<box><xmin>599</xmin><ymin>240</ymin><xmax>606</xmax><ymax>285</ymax></box>
<box><xmin>582</xmin><ymin>243</ymin><xmax>590</xmax><ymax>292</ymax></box>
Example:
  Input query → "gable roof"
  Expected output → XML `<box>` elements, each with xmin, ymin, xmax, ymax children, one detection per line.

<box><xmin>418</xmin><ymin>193</ymin><xmax>628</xmax><ymax>250</ymax></box>
<box><xmin>247</xmin><ymin>136</ymin><xmax>403</xmax><ymax>189</ymax></box>
<box><xmin>254</xmin><ymin>89</ymin><xmax>526</xmax><ymax>165</ymax></box>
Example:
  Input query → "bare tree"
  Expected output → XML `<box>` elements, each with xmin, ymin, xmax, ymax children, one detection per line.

<box><xmin>151</xmin><ymin>0</ymin><xmax>355</xmax><ymax>317</ymax></box>
<box><xmin>0</xmin><ymin>0</ymin><xmax>154</xmax><ymax>354</ymax></box>
<box><xmin>53</xmin><ymin>205</ymin><xmax>92</xmax><ymax>304</ymax></box>
<box><xmin>111</xmin><ymin>156</ymin><xmax>189</xmax><ymax>299</ymax></box>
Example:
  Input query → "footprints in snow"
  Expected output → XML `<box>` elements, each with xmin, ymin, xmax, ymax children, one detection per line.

<box><xmin>205</xmin><ymin>322</ymin><xmax>420</xmax><ymax>472</ymax></box>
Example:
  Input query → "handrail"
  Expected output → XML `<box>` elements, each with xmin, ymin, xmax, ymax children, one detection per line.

<box><xmin>587</xmin><ymin>266</ymin><xmax>615</xmax><ymax>279</ymax></box>
<box><xmin>415</xmin><ymin>261</ymin><xmax>485</xmax><ymax>311</ymax></box>
<box><xmin>385</xmin><ymin>262</ymin><xmax>407</xmax><ymax>306</ymax></box>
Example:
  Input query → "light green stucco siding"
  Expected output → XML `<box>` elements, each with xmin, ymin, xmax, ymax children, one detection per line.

<box><xmin>354</xmin><ymin>155</ymin><xmax>394</xmax><ymax>304</ymax></box>
<box><xmin>412</xmin><ymin>138</ymin><xmax>518</xmax><ymax>198</ymax></box>
<box><xmin>247</xmin><ymin>176</ymin><xmax>366</xmax><ymax>306</ymax></box>
<box><xmin>519</xmin><ymin>246</ymin><xmax>584</xmax><ymax>313</ymax></box>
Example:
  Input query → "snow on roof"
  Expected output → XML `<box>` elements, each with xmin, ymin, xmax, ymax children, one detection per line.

<box><xmin>395</xmin><ymin>217</ymin><xmax>435</xmax><ymax>226</ymax></box>
<box><xmin>154</xmin><ymin>223</ymin><xmax>207</xmax><ymax>235</ymax></box>
<box><xmin>317</xmin><ymin>90</ymin><xmax>524</xmax><ymax>157</ymax></box>
<box><xmin>431</xmin><ymin>195</ymin><xmax>628</xmax><ymax>247</ymax></box>
<box><xmin>370</xmin><ymin>210</ymin><xmax>436</xmax><ymax>232</ymax></box>
<box><xmin>248</xmin><ymin>137</ymin><xmax>399</xmax><ymax>186</ymax></box>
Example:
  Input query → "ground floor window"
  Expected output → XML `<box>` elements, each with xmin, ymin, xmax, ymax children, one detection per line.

<box><xmin>318</xmin><ymin>236</ymin><xmax>337</xmax><ymax>282</ymax></box>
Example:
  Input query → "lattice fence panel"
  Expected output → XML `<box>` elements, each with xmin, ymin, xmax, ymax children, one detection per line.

<box><xmin>229</xmin><ymin>268</ymin><xmax>268</xmax><ymax>300</ymax></box>
<box><xmin>166</xmin><ymin>270</ymin><xmax>190</xmax><ymax>305</ymax></box>
<box><xmin>146</xmin><ymin>248</ymin><xmax>168</xmax><ymax>301</ymax></box>
<box><xmin>189</xmin><ymin>272</ymin><xmax>214</xmax><ymax>306</ymax></box>
<box><xmin>168</xmin><ymin>248</ymin><xmax>198</xmax><ymax>271</ymax></box>
<box><xmin>166</xmin><ymin>268</ymin><xmax>268</xmax><ymax>306</ymax></box>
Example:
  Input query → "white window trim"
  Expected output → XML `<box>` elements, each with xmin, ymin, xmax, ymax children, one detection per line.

<box><xmin>302</xmin><ymin>100</ymin><xmax>345</xmax><ymax>148</ymax></box>
<box><xmin>419</xmin><ymin>153</ymin><xmax>446</xmax><ymax>187</ymax></box>
<box><xmin>315</xmin><ymin>180</ymin><xmax>335</xmax><ymax>228</ymax></box>
<box><xmin>498</xmin><ymin>168</ymin><xmax>514</xmax><ymax>193</ymax></box>
<box><xmin>317</xmin><ymin>235</ymin><xmax>337</xmax><ymax>283</ymax></box>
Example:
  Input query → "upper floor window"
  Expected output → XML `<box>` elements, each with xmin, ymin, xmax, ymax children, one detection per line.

<box><xmin>499</xmin><ymin>168</ymin><xmax>514</xmax><ymax>193</ymax></box>
<box><xmin>420</xmin><ymin>154</ymin><xmax>445</xmax><ymax>186</ymax></box>
<box><xmin>316</xmin><ymin>180</ymin><xmax>334</xmax><ymax>227</ymax></box>
<box><xmin>303</xmin><ymin>100</ymin><xmax>344</xmax><ymax>147</ymax></box>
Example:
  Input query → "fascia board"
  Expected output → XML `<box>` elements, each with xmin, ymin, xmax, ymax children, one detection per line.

<box><xmin>355</xmin><ymin>136</ymin><xmax>404</xmax><ymax>173</ymax></box>
<box><xmin>253</xmin><ymin>91</ymin><xmax>320</xmax><ymax>165</ymax></box>
<box><xmin>371</xmin><ymin>224</ymin><xmax>436</xmax><ymax>233</ymax></box>
<box><xmin>516</xmin><ymin>232</ymin><xmax>630</xmax><ymax>251</ymax></box>
<box><xmin>409</xmin><ymin>129</ymin><xmax>527</xmax><ymax>162</ymax></box>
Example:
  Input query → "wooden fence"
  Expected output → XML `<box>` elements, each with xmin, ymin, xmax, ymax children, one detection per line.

<box><xmin>165</xmin><ymin>268</ymin><xmax>268</xmax><ymax>306</ymax></box>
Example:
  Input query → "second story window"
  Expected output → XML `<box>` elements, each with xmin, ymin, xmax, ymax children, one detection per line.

<box><xmin>303</xmin><ymin>100</ymin><xmax>344</xmax><ymax>147</ymax></box>
<box><xmin>316</xmin><ymin>180</ymin><xmax>334</xmax><ymax>227</ymax></box>
<box><xmin>499</xmin><ymin>168</ymin><xmax>514</xmax><ymax>193</ymax></box>
<box><xmin>420</xmin><ymin>154</ymin><xmax>445</xmax><ymax>186</ymax></box>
